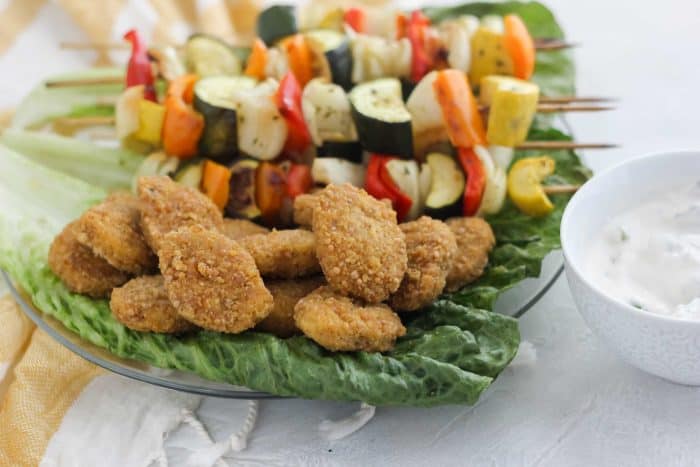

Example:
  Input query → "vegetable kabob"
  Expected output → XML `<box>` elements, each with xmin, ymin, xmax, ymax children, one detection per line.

<box><xmin>111</xmin><ymin>23</ymin><xmax>596</xmax><ymax>225</ymax></box>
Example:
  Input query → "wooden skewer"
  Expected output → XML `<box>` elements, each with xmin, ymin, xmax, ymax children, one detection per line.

<box><xmin>543</xmin><ymin>184</ymin><xmax>580</xmax><ymax>194</ymax></box>
<box><xmin>54</xmin><ymin>116</ymin><xmax>116</xmax><ymax>126</ymax></box>
<box><xmin>539</xmin><ymin>96</ymin><xmax>616</xmax><ymax>104</ymax></box>
<box><xmin>45</xmin><ymin>77</ymin><xmax>123</xmax><ymax>88</ymax></box>
<box><xmin>517</xmin><ymin>141</ymin><xmax>618</xmax><ymax>150</ymax></box>
<box><xmin>535</xmin><ymin>104</ymin><xmax>615</xmax><ymax>113</ymax></box>
<box><xmin>533</xmin><ymin>39</ymin><xmax>578</xmax><ymax>51</ymax></box>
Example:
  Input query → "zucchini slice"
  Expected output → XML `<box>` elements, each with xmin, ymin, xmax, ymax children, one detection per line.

<box><xmin>349</xmin><ymin>78</ymin><xmax>413</xmax><ymax>158</ymax></box>
<box><xmin>185</xmin><ymin>34</ymin><xmax>241</xmax><ymax>77</ymax></box>
<box><xmin>226</xmin><ymin>159</ymin><xmax>261</xmax><ymax>220</ymax></box>
<box><xmin>316</xmin><ymin>140</ymin><xmax>363</xmax><ymax>163</ymax></box>
<box><xmin>174</xmin><ymin>159</ymin><xmax>204</xmax><ymax>189</ymax></box>
<box><xmin>193</xmin><ymin>76</ymin><xmax>256</xmax><ymax>162</ymax></box>
<box><xmin>305</xmin><ymin>30</ymin><xmax>353</xmax><ymax>90</ymax></box>
<box><xmin>257</xmin><ymin>5</ymin><xmax>298</xmax><ymax>46</ymax></box>
<box><xmin>424</xmin><ymin>152</ymin><xmax>465</xmax><ymax>219</ymax></box>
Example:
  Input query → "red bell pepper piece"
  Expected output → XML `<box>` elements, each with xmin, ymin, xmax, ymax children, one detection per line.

<box><xmin>395</xmin><ymin>13</ymin><xmax>408</xmax><ymax>40</ymax></box>
<box><xmin>275</xmin><ymin>72</ymin><xmax>312</xmax><ymax>156</ymax></box>
<box><xmin>407</xmin><ymin>10</ymin><xmax>432</xmax><ymax>83</ymax></box>
<box><xmin>457</xmin><ymin>147</ymin><xmax>486</xmax><ymax>216</ymax></box>
<box><xmin>123</xmin><ymin>29</ymin><xmax>156</xmax><ymax>101</ymax></box>
<box><xmin>344</xmin><ymin>7</ymin><xmax>366</xmax><ymax>33</ymax></box>
<box><xmin>285</xmin><ymin>164</ymin><xmax>313</xmax><ymax>199</ymax></box>
<box><xmin>365</xmin><ymin>154</ymin><xmax>412</xmax><ymax>221</ymax></box>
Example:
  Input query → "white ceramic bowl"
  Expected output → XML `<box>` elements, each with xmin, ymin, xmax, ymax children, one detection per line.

<box><xmin>562</xmin><ymin>150</ymin><xmax>700</xmax><ymax>385</ymax></box>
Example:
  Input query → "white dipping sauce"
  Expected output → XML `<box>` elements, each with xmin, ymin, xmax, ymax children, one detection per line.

<box><xmin>586</xmin><ymin>181</ymin><xmax>700</xmax><ymax>320</ymax></box>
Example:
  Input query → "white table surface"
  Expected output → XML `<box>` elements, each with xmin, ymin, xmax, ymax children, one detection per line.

<box><xmin>4</xmin><ymin>0</ymin><xmax>700</xmax><ymax>465</ymax></box>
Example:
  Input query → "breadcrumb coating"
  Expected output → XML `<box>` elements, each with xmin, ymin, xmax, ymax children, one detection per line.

<box><xmin>74</xmin><ymin>192</ymin><xmax>156</xmax><ymax>275</ymax></box>
<box><xmin>110</xmin><ymin>275</ymin><xmax>194</xmax><ymax>333</ymax></box>
<box><xmin>256</xmin><ymin>276</ymin><xmax>326</xmax><ymax>337</ymax></box>
<box><xmin>294</xmin><ymin>286</ymin><xmax>406</xmax><ymax>352</ymax></box>
<box><xmin>137</xmin><ymin>176</ymin><xmax>223</xmax><ymax>252</ymax></box>
<box><xmin>158</xmin><ymin>225</ymin><xmax>273</xmax><ymax>333</ymax></box>
<box><xmin>48</xmin><ymin>221</ymin><xmax>130</xmax><ymax>298</ymax></box>
<box><xmin>220</xmin><ymin>218</ymin><xmax>270</xmax><ymax>241</ymax></box>
<box><xmin>313</xmin><ymin>184</ymin><xmax>407</xmax><ymax>303</ymax></box>
<box><xmin>390</xmin><ymin>217</ymin><xmax>457</xmax><ymax>311</ymax></box>
<box><xmin>445</xmin><ymin>217</ymin><xmax>496</xmax><ymax>292</ymax></box>
<box><xmin>238</xmin><ymin>229</ymin><xmax>321</xmax><ymax>278</ymax></box>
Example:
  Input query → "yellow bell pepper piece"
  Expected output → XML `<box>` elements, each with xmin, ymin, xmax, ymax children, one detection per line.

<box><xmin>468</xmin><ymin>27</ymin><xmax>514</xmax><ymax>86</ymax></box>
<box><xmin>134</xmin><ymin>99</ymin><xmax>166</xmax><ymax>145</ymax></box>
<box><xmin>481</xmin><ymin>76</ymin><xmax>539</xmax><ymax>147</ymax></box>
<box><xmin>507</xmin><ymin>156</ymin><xmax>555</xmax><ymax>217</ymax></box>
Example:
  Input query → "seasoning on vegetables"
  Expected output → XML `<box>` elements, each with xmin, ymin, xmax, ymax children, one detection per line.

<box><xmin>162</xmin><ymin>74</ymin><xmax>204</xmax><ymax>159</ymax></box>
<box><xmin>507</xmin><ymin>156</ymin><xmax>556</xmax><ymax>217</ymax></box>
<box><xmin>468</xmin><ymin>20</ymin><xmax>514</xmax><ymax>86</ymax></box>
<box><xmin>480</xmin><ymin>76</ymin><xmax>539</xmax><ymax>148</ymax></box>
<box><xmin>123</xmin><ymin>29</ymin><xmax>156</xmax><ymax>101</ymax></box>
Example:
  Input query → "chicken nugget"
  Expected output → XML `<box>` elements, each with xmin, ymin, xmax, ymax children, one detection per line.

<box><xmin>74</xmin><ymin>192</ymin><xmax>156</xmax><ymax>275</ymax></box>
<box><xmin>390</xmin><ymin>217</ymin><xmax>457</xmax><ymax>311</ymax></box>
<box><xmin>137</xmin><ymin>175</ymin><xmax>223</xmax><ymax>252</ymax></box>
<box><xmin>294</xmin><ymin>286</ymin><xmax>406</xmax><ymax>352</ymax></box>
<box><xmin>293</xmin><ymin>193</ymin><xmax>317</xmax><ymax>227</ymax></box>
<box><xmin>221</xmin><ymin>218</ymin><xmax>269</xmax><ymax>241</ymax></box>
<box><xmin>445</xmin><ymin>217</ymin><xmax>496</xmax><ymax>292</ymax></box>
<box><xmin>238</xmin><ymin>229</ymin><xmax>320</xmax><ymax>278</ymax></box>
<box><xmin>257</xmin><ymin>276</ymin><xmax>326</xmax><ymax>337</ymax></box>
<box><xmin>48</xmin><ymin>221</ymin><xmax>130</xmax><ymax>298</ymax></box>
<box><xmin>110</xmin><ymin>275</ymin><xmax>194</xmax><ymax>333</ymax></box>
<box><xmin>158</xmin><ymin>225</ymin><xmax>273</xmax><ymax>333</ymax></box>
<box><xmin>313</xmin><ymin>184</ymin><xmax>407</xmax><ymax>303</ymax></box>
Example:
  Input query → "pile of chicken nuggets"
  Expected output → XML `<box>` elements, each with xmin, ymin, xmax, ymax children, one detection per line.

<box><xmin>48</xmin><ymin>176</ymin><xmax>495</xmax><ymax>352</ymax></box>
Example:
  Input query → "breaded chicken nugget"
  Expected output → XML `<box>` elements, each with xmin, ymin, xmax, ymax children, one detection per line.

<box><xmin>293</xmin><ymin>193</ymin><xmax>317</xmax><ymax>227</ymax></box>
<box><xmin>294</xmin><ymin>192</ymin><xmax>391</xmax><ymax>228</ymax></box>
<box><xmin>294</xmin><ymin>286</ymin><xmax>406</xmax><ymax>352</ymax></box>
<box><xmin>445</xmin><ymin>217</ymin><xmax>496</xmax><ymax>292</ymax></box>
<box><xmin>137</xmin><ymin>175</ymin><xmax>223</xmax><ymax>252</ymax></box>
<box><xmin>158</xmin><ymin>225</ymin><xmax>273</xmax><ymax>333</ymax></box>
<box><xmin>110</xmin><ymin>275</ymin><xmax>194</xmax><ymax>333</ymax></box>
<box><xmin>390</xmin><ymin>217</ymin><xmax>457</xmax><ymax>312</ymax></box>
<box><xmin>48</xmin><ymin>221</ymin><xmax>130</xmax><ymax>298</ymax></box>
<box><xmin>74</xmin><ymin>192</ymin><xmax>156</xmax><ymax>275</ymax></box>
<box><xmin>313</xmin><ymin>184</ymin><xmax>407</xmax><ymax>303</ymax></box>
<box><xmin>221</xmin><ymin>218</ymin><xmax>269</xmax><ymax>241</ymax></box>
<box><xmin>257</xmin><ymin>276</ymin><xmax>326</xmax><ymax>337</ymax></box>
<box><xmin>238</xmin><ymin>229</ymin><xmax>321</xmax><ymax>278</ymax></box>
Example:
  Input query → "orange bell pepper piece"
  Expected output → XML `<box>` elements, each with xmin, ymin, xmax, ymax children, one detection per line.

<box><xmin>280</xmin><ymin>34</ymin><xmax>313</xmax><ymax>88</ymax></box>
<box><xmin>201</xmin><ymin>160</ymin><xmax>231</xmax><ymax>210</ymax></box>
<box><xmin>245</xmin><ymin>38</ymin><xmax>268</xmax><ymax>80</ymax></box>
<box><xmin>162</xmin><ymin>74</ymin><xmax>204</xmax><ymax>159</ymax></box>
<box><xmin>503</xmin><ymin>14</ymin><xmax>536</xmax><ymax>80</ymax></box>
<box><xmin>433</xmin><ymin>69</ymin><xmax>487</xmax><ymax>148</ymax></box>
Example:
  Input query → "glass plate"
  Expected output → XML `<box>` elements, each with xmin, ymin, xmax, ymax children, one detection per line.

<box><xmin>1</xmin><ymin>251</ymin><xmax>562</xmax><ymax>399</ymax></box>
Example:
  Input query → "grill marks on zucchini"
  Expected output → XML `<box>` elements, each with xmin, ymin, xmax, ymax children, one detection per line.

<box><xmin>349</xmin><ymin>78</ymin><xmax>413</xmax><ymax>158</ymax></box>
<box><xmin>193</xmin><ymin>76</ymin><xmax>256</xmax><ymax>162</ymax></box>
